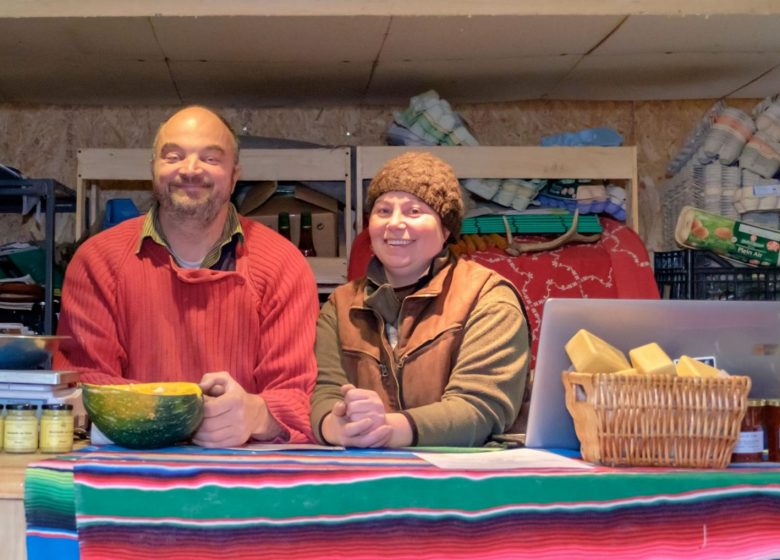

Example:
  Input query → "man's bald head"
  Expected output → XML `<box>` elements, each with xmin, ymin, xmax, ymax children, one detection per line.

<box><xmin>153</xmin><ymin>106</ymin><xmax>240</xmax><ymax>164</ymax></box>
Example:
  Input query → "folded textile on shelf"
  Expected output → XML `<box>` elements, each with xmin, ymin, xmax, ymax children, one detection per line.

<box><xmin>392</xmin><ymin>90</ymin><xmax>479</xmax><ymax>147</ymax></box>
<box><xmin>576</xmin><ymin>183</ymin><xmax>608</xmax><ymax>214</ymax></box>
<box><xmin>505</xmin><ymin>179</ymin><xmax>542</xmax><ymax>211</ymax></box>
<box><xmin>755</xmin><ymin>102</ymin><xmax>780</xmax><ymax>143</ymax></box>
<box><xmin>462</xmin><ymin>178</ymin><xmax>501</xmax><ymax>201</ymax></box>
<box><xmin>605</xmin><ymin>185</ymin><xmax>627</xmax><ymax>221</ymax></box>
<box><xmin>461</xmin><ymin>178</ymin><xmax>543</xmax><ymax>212</ymax></box>
<box><xmin>752</xmin><ymin>94</ymin><xmax>780</xmax><ymax>117</ymax></box>
<box><xmin>386</xmin><ymin>122</ymin><xmax>433</xmax><ymax>146</ymax></box>
<box><xmin>667</xmin><ymin>101</ymin><xmax>726</xmax><ymax>175</ymax></box>
<box><xmin>721</xmin><ymin>165</ymin><xmax>741</xmax><ymax>221</ymax></box>
<box><xmin>540</xmin><ymin>127</ymin><xmax>623</xmax><ymax>147</ymax></box>
<box><xmin>534</xmin><ymin>180</ymin><xmax>626</xmax><ymax>220</ymax></box>
<box><xmin>702</xmin><ymin>107</ymin><xmax>756</xmax><ymax>165</ymax></box>
<box><xmin>492</xmin><ymin>179</ymin><xmax>520</xmax><ymax>207</ymax></box>
<box><xmin>734</xmin><ymin>170</ymin><xmax>780</xmax><ymax>213</ymax></box>
<box><xmin>739</xmin><ymin>130</ymin><xmax>780</xmax><ymax>179</ymax></box>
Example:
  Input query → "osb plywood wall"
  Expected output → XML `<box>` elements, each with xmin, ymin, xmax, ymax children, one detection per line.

<box><xmin>0</xmin><ymin>99</ymin><xmax>760</xmax><ymax>252</ymax></box>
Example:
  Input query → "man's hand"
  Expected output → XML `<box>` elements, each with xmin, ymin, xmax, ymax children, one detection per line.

<box><xmin>193</xmin><ymin>371</ymin><xmax>283</xmax><ymax>448</ymax></box>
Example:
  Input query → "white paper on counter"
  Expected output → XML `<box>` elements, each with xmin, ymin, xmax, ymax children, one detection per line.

<box><xmin>234</xmin><ymin>443</ymin><xmax>346</xmax><ymax>451</ymax></box>
<box><xmin>414</xmin><ymin>448</ymin><xmax>594</xmax><ymax>470</ymax></box>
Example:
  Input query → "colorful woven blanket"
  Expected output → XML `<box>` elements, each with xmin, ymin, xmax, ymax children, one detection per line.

<box><xmin>25</xmin><ymin>446</ymin><xmax>780</xmax><ymax>559</ymax></box>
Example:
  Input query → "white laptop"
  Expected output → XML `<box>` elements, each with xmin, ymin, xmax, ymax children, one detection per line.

<box><xmin>525</xmin><ymin>298</ymin><xmax>780</xmax><ymax>450</ymax></box>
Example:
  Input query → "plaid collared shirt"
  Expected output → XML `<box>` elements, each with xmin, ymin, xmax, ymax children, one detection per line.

<box><xmin>137</xmin><ymin>204</ymin><xmax>244</xmax><ymax>270</ymax></box>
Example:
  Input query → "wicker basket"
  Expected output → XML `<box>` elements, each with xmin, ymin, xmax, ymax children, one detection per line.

<box><xmin>563</xmin><ymin>371</ymin><xmax>751</xmax><ymax>468</ymax></box>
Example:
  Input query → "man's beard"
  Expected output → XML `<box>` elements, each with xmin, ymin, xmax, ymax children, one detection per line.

<box><xmin>154</xmin><ymin>181</ymin><xmax>227</xmax><ymax>226</ymax></box>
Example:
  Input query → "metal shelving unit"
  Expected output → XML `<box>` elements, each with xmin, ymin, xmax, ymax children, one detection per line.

<box><xmin>0</xmin><ymin>178</ymin><xmax>76</xmax><ymax>334</ymax></box>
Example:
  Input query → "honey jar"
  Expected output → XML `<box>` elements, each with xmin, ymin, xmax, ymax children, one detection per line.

<box><xmin>39</xmin><ymin>403</ymin><xmax>74</xmax><ymax>453</ymax></box>
<box><xmin>765</xmin><ymin>399</ymin><xmax>780</xmax><ymax>463</ymax></box>
<box><xmin>4</xmin><ymin>403</ymin><xmax>39</xmax><ymax>453</ymax></box>
<box><xmin>731</xmin><ymin>399</ymin><xmax>766</xmax><ymax>463</ymax></box>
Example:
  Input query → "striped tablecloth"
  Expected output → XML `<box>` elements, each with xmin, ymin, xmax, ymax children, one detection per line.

<box><xmin>25</xmin><ymin>446</ymin><xmax>780</xmax><ymax>559</ymax></box>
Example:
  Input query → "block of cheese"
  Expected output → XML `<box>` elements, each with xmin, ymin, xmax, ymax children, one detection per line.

<box><xmin>613</xmin><ymin>368</ymin><xmax>639</xmax><ymax>376</ymax></box>
<box><xmin>629</xmin><ymin>342</ymin><xmax>677</xmax><ymax>376</ymax></box>
<box><xmin>565</xmin><ymin>329</ymin><xmax>631</xmax><ymax>373</ymax></box>
<box><xmin>676</xmin><ymin>355</ymin><xmax>724</xmax><ymax>378</ymax></box>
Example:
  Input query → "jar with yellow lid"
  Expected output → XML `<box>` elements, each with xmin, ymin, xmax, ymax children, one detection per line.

<box><xmin>765</xmin><ymin>399</ymin><xmax>780</xmax><ymax>463</ymax></box>
<box><xmin>39</xmin><ymin>403</ymin><xmax>74</xmax><ymax>453</ymax></box>
<box><xmin>731</xmin><ymin>398</ymin><xmax>766</xmax><ymax>463</ymax></box>
<box><xmin>4</xmin><ymin>403</ymin><xmax>38</xmax><ymax>453</ymax></box>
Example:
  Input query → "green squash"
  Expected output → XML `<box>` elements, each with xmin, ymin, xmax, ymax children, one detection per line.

<box><xmin>82</xmin><ymin>382</ymin><xmax>204</xmax><ymax>449</ymax></box>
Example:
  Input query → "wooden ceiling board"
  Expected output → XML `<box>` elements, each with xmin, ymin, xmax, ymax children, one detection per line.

<box><xmin>0</xmin><ymin>56</ymin><xmax>178</xmax><ymax>105</ymax></box>
<box><xmin>169</xmin><ymin>60</ymin><xmax>374</xmax><ymax>107</ymax></box>
<box><xmin>152</xmin><ymin>15</ymin><xmax>390</xmax><ymax>63</ymax></box>
<box><xmin>0</xmin><ymin>17</ymin><xmax>161</xmax><ymax>59</ymax></box>
<box><xmin>595</xmin><ymin>14</ymin><xmax>780</xmax><ymax>54</ymax></box>
<box><xmin>549</xmin><ymin>52</ymin><xmax>780</xmax><ymax>100</ymax></box>
<box><xmin>367</xmin><ymin>55</ymin><xmax>580</xmax><ymax>103</ymax></box>
<box><xmin>380</xmin><ymin>15</ymin><xmax>622</xmax><ymax>59</ymax></box>
<box><xmin>2</xmin><ymin>9</ymin><xmax>780</xmax><ymax>105</ymax></box>
<box><xmin>3</xmin><ymin>1</ymin><xmax>779</xmax><ymax>18</ymax></box>
<box><xmin>730</xmin><ymin>63</ymin><xmax>780</xmax><ymax>98</ymax></box>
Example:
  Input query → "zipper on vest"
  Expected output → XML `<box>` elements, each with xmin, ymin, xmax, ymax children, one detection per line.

<box><xmin>395</xmin><ymin>356</ymin><xmax>406</xmax><ymax>409</ymax></box>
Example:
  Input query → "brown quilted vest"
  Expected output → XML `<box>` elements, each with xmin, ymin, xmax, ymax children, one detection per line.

<box><xmin>330</xmin><ymin>258</ymin><xmax>509</xmax><ymax>411</ymax></box>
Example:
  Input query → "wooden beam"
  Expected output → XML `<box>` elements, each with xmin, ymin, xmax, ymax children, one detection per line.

<box><xmin>2</xmin><ymin>0</ymin><xmax>778</xmax><ymax>18</ymax></box>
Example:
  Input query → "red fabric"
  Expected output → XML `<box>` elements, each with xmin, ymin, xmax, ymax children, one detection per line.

<box><xmin>54</xmin><ymin>216</ymin><xmax>320</xmax><ymax>443</ymax></box>
<box><xmin>347</xmin><ymin>218</ymin><xmax>658</xmax><ymax>369</ymax></box>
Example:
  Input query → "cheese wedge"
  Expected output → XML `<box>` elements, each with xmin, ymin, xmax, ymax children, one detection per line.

<box><xmin>676</xmin><ymin>355</ymin><xmax>723</xmax><ymax>378</ymax></box>
<box><xmin>613</xmin><ymin>368</ymin><xmax>639</xmax><ymax>376</ymax></box>
<box><xmin>629</xmin><ymin>342</ymin><xmax>677</xmax><ymax>376</ymax></box>
<box><xmin>565</xmin><ymin>329</ymin><xmax>631</xmax><ymax>373</ymax></box>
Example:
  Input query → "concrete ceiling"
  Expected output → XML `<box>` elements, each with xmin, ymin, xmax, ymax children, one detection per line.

<box><xmin>2</xmin><ymin>5</ymin><xmax>780</xmax><ymax>106</ymax></box>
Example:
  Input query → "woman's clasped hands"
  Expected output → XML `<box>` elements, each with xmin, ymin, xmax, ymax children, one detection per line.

<box><xmin>323</xmin><ymin>384</ymin><xmax>412</xmax><ymax>448</ymax></box>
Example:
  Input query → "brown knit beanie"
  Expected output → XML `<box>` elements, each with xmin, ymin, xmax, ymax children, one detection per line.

<box><xmin>366</xmin><ymin>151</ymin><xmax>464</xmax><ymax>237</ymax></box>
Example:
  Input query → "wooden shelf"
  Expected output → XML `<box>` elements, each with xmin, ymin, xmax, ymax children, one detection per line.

<box><xmin>355</xmin><ymin>145</ymin><xmax>639</xmax><ymax>234</ymax></box>
<box><xmin>76</xmin><ymin>145</ymin><xmax>639</xmax><ymax>290</ymax></box>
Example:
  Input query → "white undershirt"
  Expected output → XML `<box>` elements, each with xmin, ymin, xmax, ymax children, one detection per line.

<box><xmin>170</xmin><ymin>250</ymin><xmax>203</xmax><ymax>269</ymax></box>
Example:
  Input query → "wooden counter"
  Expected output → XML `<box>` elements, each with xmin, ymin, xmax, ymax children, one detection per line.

<box><xmin>0</xmin><ymin>450</ymin><xmax>52</xmax><ymax>560</ymax></box>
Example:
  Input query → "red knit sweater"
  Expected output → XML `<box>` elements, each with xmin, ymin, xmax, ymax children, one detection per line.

<box><xmin>54</xmin><ymin>215</ymin><xmax>319</xmax><ymax>443</ymax></box>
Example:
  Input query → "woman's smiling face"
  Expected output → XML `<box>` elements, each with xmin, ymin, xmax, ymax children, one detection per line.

<box><xmin>368</xmin><ymin>191</ymin><xmax>450</xmax><ymax>287</ymax></box>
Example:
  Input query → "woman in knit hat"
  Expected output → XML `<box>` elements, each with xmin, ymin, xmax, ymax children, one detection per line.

<box><xmin>310</xmin><ymin>151</ymin><xmax>529</xmax><ymax>448</ymax></box>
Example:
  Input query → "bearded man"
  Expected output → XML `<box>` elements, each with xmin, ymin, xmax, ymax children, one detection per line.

<box><xmin>55</xmin><ymin>106</ymin><xmax>319</xmax><ymax>446</ymax></box>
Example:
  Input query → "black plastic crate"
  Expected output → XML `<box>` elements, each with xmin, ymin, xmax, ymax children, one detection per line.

<box><xmin>654</xmin><ymin>249</ymin><xmax>780</xmax><ymax>300</ymax></box>
<box><xmin>654</xmin><ymin>250</ymin><xmax>692</xmax><ymax>299</ymax></box>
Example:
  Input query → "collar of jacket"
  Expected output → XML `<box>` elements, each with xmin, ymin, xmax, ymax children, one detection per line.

<box><xmin>355</xmin><ymin>247</ymin><xmax>453</xmax><ymax>325</ymax></box>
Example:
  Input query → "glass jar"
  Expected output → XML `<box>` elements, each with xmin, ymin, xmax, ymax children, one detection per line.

<box><xmin>4</xmin><ymin>403</ymin><xmax>39</xmax><ymax>453</ymax></box>
<box><xmin>765</xmin><ymin>399</ymin><xmax>780</xmax><ymax>463</ymax></box>
<box><xmin>731</xmin><ymin>399</ymin><xmax>766</xmax><ymax>463</ymax></box>
<box><xmin>39</xmin><ymin>403</ymin><xmax>74</xmax><ymax>453</ymax></box>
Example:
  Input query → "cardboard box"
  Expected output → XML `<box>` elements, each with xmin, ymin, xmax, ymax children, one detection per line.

<box><xmin>238</xmin><ymin>182</ymin><xmax>339</xmax><ymax>257</ymax></box>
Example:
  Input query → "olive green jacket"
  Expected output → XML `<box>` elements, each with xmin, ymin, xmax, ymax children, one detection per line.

<box><xmin>311</xmin><ymin>253</ymin><xmax>529</xmax><ymax>446</ymax></box>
